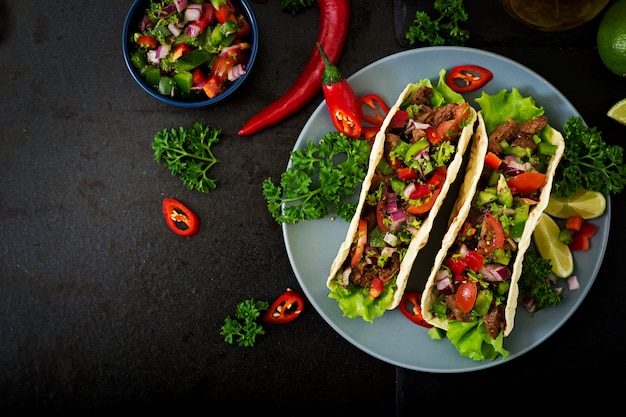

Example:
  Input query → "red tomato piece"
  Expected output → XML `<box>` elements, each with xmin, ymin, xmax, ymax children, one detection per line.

<box><xmin>397</xmin><ymin>167</ymin><xmax>419</xmax><ymax>181</ymax></box>
<box><xmin>137</xmin><ymin>35</ymin><xmax>157</xmax><ymax>49</ymax></box>
<box><xmin>234</xmin><ymin>13</ymin><xmax>251</xmax><ymax>38</ymax></box>
<box><xmin>565</xmin><ymin>215</ymin><xmax>584</xmax><ymax>232</ymax></box>
<box><xmin>456</xmin><ymin>280</ymin><xmax>477</xmax><ymax>313</ymax></box>
<box><xmin>484</xmin><ymin>151</ymin><xmax>503</xmax><ymax>170</ymax></box>
<box><xmin>579</xmin><ymin>222</ymin><xmax>597</xmax><ymax>238</ymax></box>
<box><xmin>425</xmin><ymin>127</ymin><xmax>442</xmax><ymax>144</ymax></box>
<box><xmin>406</xmin><ymin>188</ymin><xmax>440</xmax><ymax>215</ymax></box>
<box><xmin>214</xmin><ymin>0</ymin><xmax>236</xmax><ymax>23</ymax></box>
<box><xmin>202</xmin><ymin>76</ymin><xmax>224</xmax><ymax>98</ymax></box>
<box><xmin>399</xmin><ymin>292</ymin><xmax>432</xmax><ymax>328</ymax></box>
<box><xmin>409</xmin><ymin>184</ymin><xmax>431</xmax><ymax>200</ymax></box>
<box><xmin>445</xmin><ymin>65</ymin><xmax>494</xmax><ymax>93</ymax></box>
<box><xmin>464</xmin><ymin>250</ymin><xmax>485</xmax><ymax>272</ymax></box>
<box><xmin>350</xmin><ymin>219</ymin><xmax>368</xmax><ymax>266</ymax></box>
<box><xmin>507</xmin><ymin>172</ymin><xmax>546</xmax><ymax>194</ymax></box>
<box><xmin>477</xmin><ymin>213</ymin><xmax>505</xmax><ymax>257</ymax></box>
<box><xmin>436</xmin><ymin>102</ymin><xmax>470</xmax><ymax>140</ymax></box>
<box><xmin>446</xmin><ymin>256</ymin><xmax>466</xmax><ymax>277</ymax></box>
<box><xmin>369</xmin><ymin>277</ymin><xmax>384</xmax><ymax>300</ymax></box>
<box><xmin>569</xmin><ymin>233</ymin><xmax>590</xmax><ymax>251</ymax></box>
<box><xmin>263</xmin><ymin>288</ymin><xmax>305</xmax><ymax>324</ymax></box>
<box><xmin>162</xmin><ymin>198</ymin><xmax>200</xmax><ymax>237</ymax></box>
<box><xmin>172</xmin><ymin>43</ymin><xmax>192</xmax><ymax>61</ymax></box>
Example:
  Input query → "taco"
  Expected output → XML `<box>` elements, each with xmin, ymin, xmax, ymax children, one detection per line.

<box><xmin>326</xmin><ymin>69</ymin><xmax>478</xmax><ymax>322</ymax></box>
<box><xmin>420</xmin><ymin>88</ymin><xmax>565</xmax><ymax>360</ymax></box>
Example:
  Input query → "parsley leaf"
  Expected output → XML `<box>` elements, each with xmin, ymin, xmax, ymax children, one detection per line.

<box><xmin>220</xmin><ymin>299</ymin><xmax>269</xmax><ymax>347</ymax></box>
<box><xmin>405</xmin><ymin>0</ymin><xmax>469</xmax><ymax>46</ymax></box>
<box><xmin>262</xmin><ymin>132</ymin><xmax>372</xmax><ymax>223</ymax></box>
<box><xmin>518</xmin><ymin>253</ymin><xmax>563</xmax><ymax>313</ymax></box>
<box><xmin>152</xmin><ymin>122</ymin><xmax>221</xmax><ymax>193</ymax></box>
<box><xmin>280</xmin><ymin>0</ymin><xmax>315</xmax><ymax>16</ymax></box>
<box><xmin>553</xmin><ymin>116</ymin><xmax>626</xmax><ymax>197</ymax></box>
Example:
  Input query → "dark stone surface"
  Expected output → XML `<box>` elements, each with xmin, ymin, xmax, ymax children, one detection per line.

<box><xmin>1</xmin><ymin>0</ymin><xmax>624</xmax><ymax>414</ymax></box>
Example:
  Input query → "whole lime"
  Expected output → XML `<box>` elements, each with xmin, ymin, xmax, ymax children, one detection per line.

<box><xmin>597</xmin><ymin>0</ymin><xmax>626</xmax><ymax>77</ymax></box>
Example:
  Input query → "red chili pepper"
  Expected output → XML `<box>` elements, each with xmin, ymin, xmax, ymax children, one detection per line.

<box><xmin>445</xmin><ymin>65</ymin><xmax>493</xmax><ymax>93</ymax></box>
<box><xmin>399</xmin><ymin>292</ymin><xmax>432</xmax><ymax>328</ymax></box>
<box><xmin>162</xmin><ymin>198</ymin><xmax>200</xmax><ymax>237</ymax></box>
<box><xmin>317</xmin><ymin>42</ymin><xmax>362</xmax><ymax>138</ymax></box>
<box><xmin>359</xmin><ymin>93</ymin><xmax>390</xmax><ymax>126</ymax></box>
<box><xmin>238</xmin><ymin>0</ymin><xmax>350</xmax><ymax>135</ymax></box>
<box><xmin>263</xmin><ymin>288</ymin><xmax>306</xmax><ymax>324</ymax></box>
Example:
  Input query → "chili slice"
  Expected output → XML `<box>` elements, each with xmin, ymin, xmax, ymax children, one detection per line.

<box><xmin>445</xmin><ymin>65</ymin><xmax>493</xmax><ymax>93</ymax></box>
<box><xmin>162</xmin><ymin>198</ymin><xmax>200</xmax><ymax>237</ymax></box>
<box><xmin>358</xmin><ymin>93</ymin><xmax>390</xmax><ymax>126</ymax></box>
<box><xmin>399</xmin><ymin>292</ymin><xmax>432</xmax><ymax>328</ymax></box>
<box><xmin>263</xmin><ymin>288</ymin><xmax>306</xmax><ymax>324</ymax></box>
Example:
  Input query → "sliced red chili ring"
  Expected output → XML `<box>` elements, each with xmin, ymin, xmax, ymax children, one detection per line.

<box><xmin>263</xmin><ymin>288</ymin><xmax>306</xmax><ymax>324</ymax></box>
<box><xmin>358</xmin><ymin>93</ymin><xmax>390</xmax><ymax>126</ymax></box>
<box><xmin>162</xmin><ymin>198</ymin><xmax>200</xmax><ymax>237</ymax></box>
<box><xmin>445</xmin><ymin>65</ymin><xmax>493</xmax><ymax>93</ymax></box>
<box><xmin>399</xmin><ymin>291</ymin><xmax>432</xmax><ymax>328</ymax></box>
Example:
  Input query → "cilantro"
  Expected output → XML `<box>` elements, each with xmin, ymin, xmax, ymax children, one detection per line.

<box><xmin>280</xmin><ymin>0</ymin><xmax>315</xmax><ymax>15</ymax></box>
<box><xmin>262</xmin><ymin>132</ymin><xmax>371</xmax><ymax>223</ymax></box>
<box><xmin>405</xmin><ymin>0</ymin><xmax>469</xmax><ymax>46</ymax></box>
<box><xmin>152</xmin><ymin>122</ymin><xmax>221</xmax><ymax>193</ymax></box>
<box><xmin>518</xmin><ymin>253</ymin><xmax>563</xmax><ymax>313</ymax></box>
<box><xmin>553</xmin><ymin>116</ymin><xmax>626</xmax><ymax>197</ymax></box>
<box><xmin>220</xmin><ymin>298</ymin><xmax>269</xmax><ymax>347</ymax></box>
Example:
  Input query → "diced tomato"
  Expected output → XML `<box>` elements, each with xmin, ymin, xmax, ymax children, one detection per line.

<box><xmin>234</xmin><ymin>14</ymin><xmax>251</xmax><ymax>38</ymax></box>
<box><xmin>569</xmin><ymin>233</ymin><xmax>590</xmax><ymax>251</ymax></box>
<box><xmin>565</xmin><ymin>215</ymin><xmax>583</xmax><ymax>232</ymax></box>
<box><xmin>406</xmin><ymin>188</ymin><xmax>440</xmax><ymax>215</ymax></box>
<box><xmin>369</xmin><ymin>277</ymin><xmax>384</xmax><ymax>300</ymax></box>
<box><xmin>464</xmin><ymin>250</ymin><xmax>484</xmax><ymax>272</ymax></box>
<box><xmin>397</xmin><ymin>167</ymin><xmax>418</xmax><ymax>181</ymax></box>
<box><xmin>484</xmin><ymin>151</ymin><xmax>503</xmax><ymax>170</ymax></box>
<box><xmin>210</xmin><ymin>54</ymin><xmax>238</xmax><ymax>83</ymax></box>
<box><xmin>389</xmin><ymin>110</ymin><xmax>408</xmax><ymax>129</ymax></box>
<box><xmin>192</xmin><ymin>67</ymin><xmax>207</xmax><ymax>83</ymax></box>
<box><xmin>436</xmin><ymin>102</ymin><xmax>470</xmax><ymax>140</ymax></box>
<box><xmin>477</xmin><ymin>213</ymin><xmax>505</xmax><ymax>257</ymax></box>
<box><xmin>202</xmin><ymin>76</ymin><xmax>224</xmax><ymax>98</ymax></box>
<box><xmin>427</xmin><ymin>166</ymin><xmax>447</xmax><ymax>187</ymax></box>
<box><xmin>350</xmin><ymin>219</ymin><xmax>368</xmax><ymax>266</ymax></box>
<box><xmin>172</xmin><ymin>43</ymin><xmax>192</xmax><ymax>61</ymax></box>
<box><xmin>214</xmin><ymin>0</ymin><xmax>236</xmax><ymax>23</ymax></box>
<box><xmin>507</xmin><ymin>172</ymin><xmax>546</xmax><ymax>194</ymax></box>
<box><xmin>456</xmin><ymin>280</ymin><xmax>477</xmax><ymax>313</ymax></box>
<box><xmin>446</xmin><ymin>256</ymin><xmax>466</xmax><ymax>277</ymax></box>
<box><xmin>579</xmin><ymin>221</ymin><xmax>597</xmax><ymax>238</ymax></box>
<box><xmin>425</xmin><ymin>127</ymin><xmax>442</xmax><ymax>144</ymax></box>
<box><xmin>409</xmin><ymin>184</ymin><xmax>431</xmax><ymax>199</ymax></box>
<box><xmin>137</xmin><ymin>35</ymin><xmax>157</xmax><ymax>49</ymax></box>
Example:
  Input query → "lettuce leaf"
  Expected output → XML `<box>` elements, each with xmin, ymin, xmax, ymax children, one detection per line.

<box><xmin>475</xmin><ymin>88</ymin><xmax>545</xmax><ymax>135</ymax></box>
<box><xmin>446</xmin><ymin>320</ymin><xmax>509</xmax><ymax>361</ymax></box>
<box><xmin>328</xmin><ymin>279</ymin><xmax>397</xmax><ymax>323</ymax></box>
<box><xmin>402</xmin><ymin>69</ymin><xmax>466</xmax><ymax>108</ymax></box>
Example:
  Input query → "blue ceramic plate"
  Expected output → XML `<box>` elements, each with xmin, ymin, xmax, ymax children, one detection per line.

<box><xmin>283</xmin><ymin>47</ymin><xmax>610</xmax><ymax>373</ymax></box>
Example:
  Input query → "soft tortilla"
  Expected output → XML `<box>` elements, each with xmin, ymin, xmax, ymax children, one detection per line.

<box><xmin>327</xmin><ymin>83</ymin><xmax>478</xmax><ymax>311</ymax></box>
<box><xmin>420</xmin><ymin>111</ymin><xmax>565</xmax><ymax>336</ymax></box>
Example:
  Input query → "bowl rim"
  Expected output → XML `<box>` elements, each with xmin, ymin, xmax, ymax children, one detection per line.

<box><xmin>122</xmin><ymin>0</ymin><xmax>259</xmax><ymax>108</ymax></box>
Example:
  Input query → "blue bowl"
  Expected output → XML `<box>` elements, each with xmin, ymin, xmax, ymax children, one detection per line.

<box><xmin>122</xmin><ymin>0</ymin><xmax>258</xmax><ymax>108</ymax></box>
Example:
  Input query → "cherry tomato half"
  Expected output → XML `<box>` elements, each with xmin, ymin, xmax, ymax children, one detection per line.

<box><xmin>162</xmin><ymin>198</ymin><xmax>200</xmax><ymax>237</ymax></box>
<box><xmin>263</xmin><ymin>288</ymin><xmax>305</xmax><ymax>324</ymax></box>
<box><xmin>350</xmin><ymin>218</ymin><xmax>368</xmax><ymax>266</ymax></box>
<box><xmin>506</xmin><ymin>172</ymin><xmax>547</xmax><ymax>194</ymax></box>
<box><xmin>445</xmin><ymin>65</ymin><xmax>493</xmax><ymax>93</ymax></box>
<box><xmin>456</xmin><ymin>280</ymin><xmax>477</xmax><ymax>313</ymax></box>
<box><xmin>477</xmin><ymin>213</ymin><xmax>505</xmax><ymax>257</ymax></box>
<box><xmin>399</xmin><ymin>291</ymin><xmax>432</xmax><ymax>328</ymax></box>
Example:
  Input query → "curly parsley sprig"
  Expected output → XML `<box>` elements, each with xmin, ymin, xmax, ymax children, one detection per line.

<box><xmin>553</xmin><ymin>116</ymin><xmax>626</xmax><ymax>197</ymax></box>
<box><xmin>262</xmin><ymin>132</ymin><xmax>371</xmax><ymax>224</ymax></box>
<box><xmin>220</xmin><ymin>299</ymin><xmax>269</xmax><ymax>347</ymax></box>
<box><xmin>405</xmin><ymin>0</ymin><xmax>469</xmax><ymax>46</ymax></box>
<box><xmin>152</xmin><ymin>122</ymin><xmax>221</xmax><ymax>193</ymax></box>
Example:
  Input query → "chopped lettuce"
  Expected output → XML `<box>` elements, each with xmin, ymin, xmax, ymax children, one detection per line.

<box><xmin>446</xmin><ymin>320</ymin><xmax>510</xmax><ymax>361</ymax></box>
<box><xmin>474</xmin><ymin>88</ymin><xmax>545</xmax><ymax>134</ymax></box>
<box><xmin>328</xmin><ymin>279</ymin><xmax>397</xmax><ymax>323</ymax></box>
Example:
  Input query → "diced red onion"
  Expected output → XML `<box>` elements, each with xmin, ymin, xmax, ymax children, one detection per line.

<box><xmin>403</xmin><ymin>182</ymin><xmax>415</xmax><ymax>200</ymax></box>
<box><xmin>158</xmin><ymin>3</ymin><xmax>176</xmax><ymax>17</ymax></box>
<box><xmin>480</xmin><ymin>264</ymin><xmax>511</xmax><ymax>282</ymax></box>
<box><xmin>390</xmin><ymin>208</ymin><xmax>406</xmax><ymax>222</ymax></box>
<box><xmin>383</xmin><ymin>232</ymin><xmax>398</xmax><ymax>247</ymax></box>
<box><xmin>185</xmin><ymin>23</ymin><xmax>202</xmax><ymax>37</ymax></box>
<box><xmin>381</xmin><ymin>247</ymin><xmax>396</xmax><ymax>259</ymax></box>
<box><xmin>146</xmin><ymin>50</ymin><xmax>159</xmax><ymax>64</ymax></box>
<box><xmin>435</xmin><ymin>269</ymin><xmax>453</xmax><ymax>293</ymax></box>
<box><xmin>522</xmin><ymin>295</ymin><xmax>536</xmax><ymax>313</ymax></box>
<box><xmin>185</xmin><ymin>5</ymin><xmax>202</xmax><ymax>22</ymax></box>
<box><xmin>341</xmin><ymin>266</ymin><xmax>351</xmax><ymax>286</ymax></box>
<box><xmin>141</xmin><ymin>15</ymin><xmax>154</xmax><ymax>31</ymax></box>
<box><xmin>228</xmin><ymin>64</ymin><xmax>246</xmax><ymax>82</ymax></box>
<box><xmin>155</xmin><ymin>45</ymin><xmax>170</xmax><ymax>59</ymax></box>
<box><xmin>168</xmin><ymin>22</ymin><xmax>181</xmax><ymax>37</ymax></box>
<box><xmin>405</xmin><ymin>120</ymin><xmax>431</xmax><ymax>135</ymax></box>
<box><xmin>174</xmin><ymin>0</ymin><xmax>188</xmax><ymax>12</ymax></box>
<box><xmin>191</xmin><ymin>82</ymin><xmax>206</xmax><ymax>90</ymax></box>
<box><xmin>221</xmin><ymin>45</ymin><xmax>241</xmax><ymax>57</ymax></box>
<box><xmin>386</xmin><ymin>197</ymin><xmax>399</xmax><ymax>214</ymax></box>
<box><xmin>567</xmin><ymin>275</ymin><xmax>579</xmax><ymax>291</ymax></box>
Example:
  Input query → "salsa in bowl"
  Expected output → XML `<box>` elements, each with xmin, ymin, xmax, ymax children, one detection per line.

<box><xmin>122</xmin><ymin>0</ymin><xmax>258</xmax><ymax>108</ymax></box>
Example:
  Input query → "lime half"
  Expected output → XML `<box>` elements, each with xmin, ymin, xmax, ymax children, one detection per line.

<box><xmin>544</xmin><ymin>189</ymin><xmax>607</xmax><ymax>219</ymax></box>
<box><xmin>533</xmin><ymin>213</ymin><xmax>574</xmax><ymax>278</ymax></box>
<box><xmin>608</xmin><ymin>98</ymin><xmax>626</xmax><ymax>126</ymax></box>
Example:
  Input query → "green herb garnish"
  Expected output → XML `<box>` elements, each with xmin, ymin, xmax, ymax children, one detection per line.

<box><xmin>152</xmin><ymin>122</ymin><xmax>221</xmax><ymax>193</ymax></box>
<box><xmin>280</xmin><ymin>0</ymin><xmax>316</xmax><ymax>15</ymax></box>
<box><xmin>405</xmin><ymin>0</ymin><xmax>469</xmax><ymax>46</ymax></box>
<box><xmin>220</xmin><ymin>299</ymin><xmax>269</xmax><ymax>347</ymax></box>
<box><xmin>518</xmin><ymin>253</ymin><xmax>563</xmax><ymax>313</ymax></box>
<box><xmin>262</xmin><ymin>131</ymin><xmax>371</xmax><ymax>223</ymax></box>
<box><xmin>553</xmin><ymin>116</ymin><xmax>626</xmax><ymax>197</ymax></box>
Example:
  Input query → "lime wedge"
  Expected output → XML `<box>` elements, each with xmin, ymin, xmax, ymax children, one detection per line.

<box><xmin>608</xmin><ymin>98</ymin><xmax>626</xmax><ymax>126</ymax></box>
<box><xmin>533</xmin><ymin>213</ymin><xmax>574</xmax><ymax>278</ymax></box>
<box><xmin>544</xmin><ymin>189</ymin><xmax>606</xmax><ymax>219</ymax></box>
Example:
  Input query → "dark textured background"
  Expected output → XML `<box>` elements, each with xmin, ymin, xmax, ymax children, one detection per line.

<box><xmin>1</xmin><ymin>0</ymin><xmax>624</xmax><ymax>414</ymax></box>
